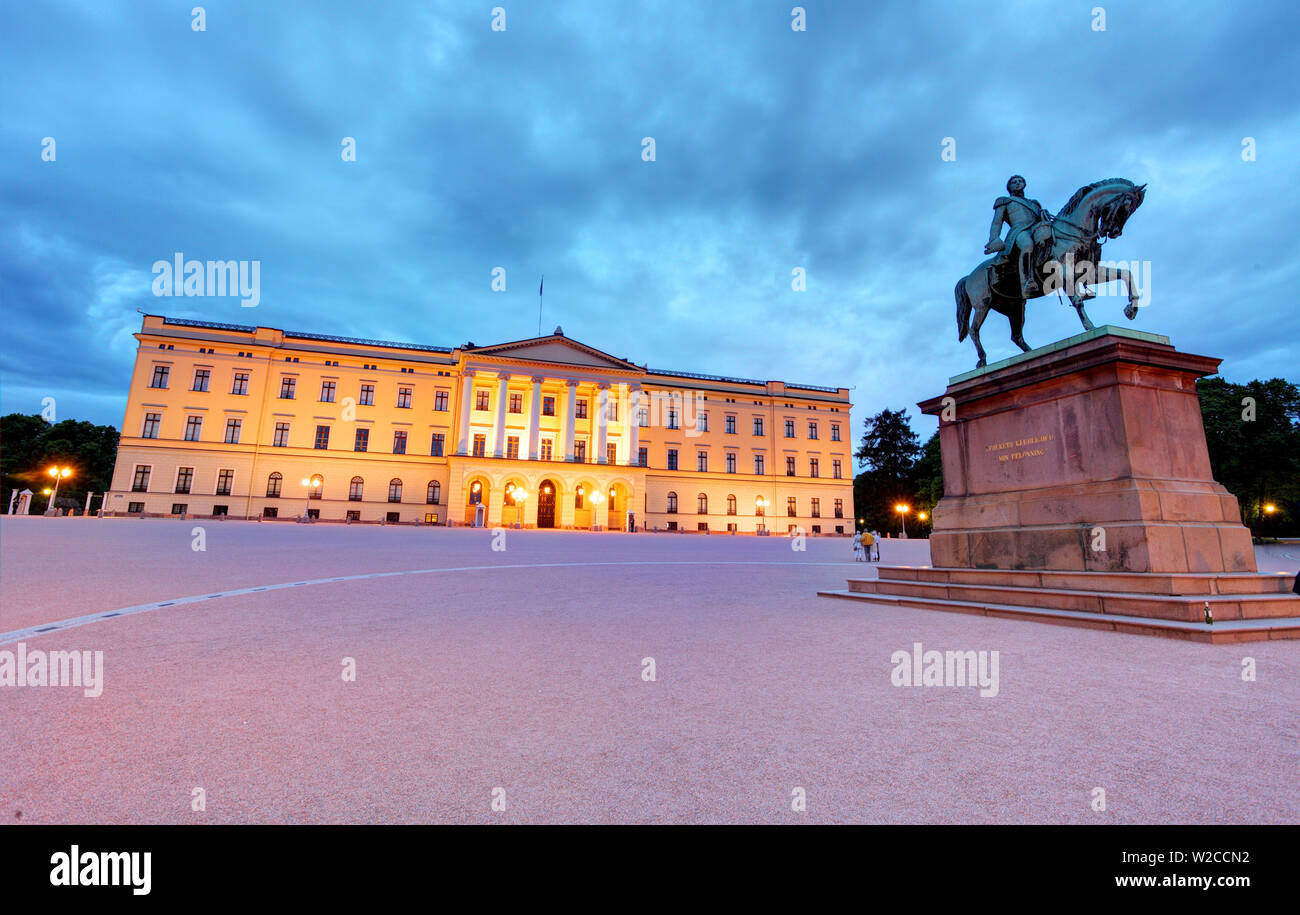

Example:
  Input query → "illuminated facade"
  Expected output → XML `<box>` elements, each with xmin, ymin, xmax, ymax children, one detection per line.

<box><xmin>107</xmin><ymin>315</ymin><xmax>854</xmax><ymax>532</ymax></box>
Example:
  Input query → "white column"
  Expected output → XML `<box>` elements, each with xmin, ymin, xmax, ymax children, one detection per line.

<box><xmin>492</xmin><ymin>373</ymin><xmax>510</xmax><ymax>458</ymax></box>
<box><xmin>564</xmin><ymin>380</ymin><xmax>578</xmax><ymax>462</ymax></box>
<box><xmin>528</xmin><ymin>376</ymin><xmax>543</xmax><ymax>460</ymax></box>
<box><xmin>596</xmin><ymin>384</ymin><xmax>610</xmax><ymax>464</ymax></box>
<box><xmin>627</xmin><ymin>385</ymin><xmax>642</xmax><ymax>465</ymax></box>
<box><xmin>456</xmin><ymin>369</ymin><xmax>475</xmax><ymax>455</ymax></box>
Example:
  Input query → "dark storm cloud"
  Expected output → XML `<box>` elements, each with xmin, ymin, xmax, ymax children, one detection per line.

<box><xmin>2</xmin><ymin>0</ymin><xmax>1296</xmax><ymax>436</ymax></box>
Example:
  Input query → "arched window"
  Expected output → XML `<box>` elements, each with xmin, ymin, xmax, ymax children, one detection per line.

<box><xmin>575</xmin><ymin>485</ymin><xmax>584</xmax><ymax>510</ymax></box>
<box><xmin>266</xmin><ymin>472</ymin><xmax>282</xmax><ymax>497</ymax></box>
<box><xmin>427</xmin><ymin>481</ymin><xmax>440</xmax><ymax>504</ymax></box>
<box><xmin>388</xmin><ymin>478</ymin><xmax>403</xmax><ymax>503</ymax></box>
<box><xmin>726</xmin><ymin>494</ymin><xmax>737</xmax><ymax>515</ymax></box>
<box><xmin>504</xmin><ymin>482</ymin><xmax>517</xmax><ymax>506</ymax></box>
<box><xmin>666</xmin><ymin>492</ymin><xmax>678</xmax><ymax>513</ymax></box>
<box><xmin>697</xmin><ymin>493</ymin><xmax>708</xmax><ymax>514</ymax></box>
<box><xmin>607</xmin><ymin>489</ymin><xmax>617</xmax><ymax>511</ymax></box>
<box><xmin>349</xmin><ymin>477</ymin><xmax>364</xmax><ymax>502</ymax></box>
<box><xmin>309</xmin><ymin>473</ymin><xmax>324</xmax><ymax>499</ymax></box>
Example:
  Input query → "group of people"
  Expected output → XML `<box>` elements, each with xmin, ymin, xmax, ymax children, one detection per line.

<box><xmin>851</xmin><ymin>529</ymin><xmax>881</xmax><ymax>562</ymax></box>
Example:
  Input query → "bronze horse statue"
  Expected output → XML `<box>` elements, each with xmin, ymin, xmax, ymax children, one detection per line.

<box><xmin>956</xmin><ymin>178</ymin><xmax>1147</xmax><ymax>368</ymax></box>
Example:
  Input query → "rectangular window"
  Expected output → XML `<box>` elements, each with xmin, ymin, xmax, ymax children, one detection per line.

<box><xmin>725</xmin><ymin>415</ymin><xmax>736</xmax><ymax>434</ymax></box>
<box><xmin>787</xmin><ymin>496</ymin><xmax>797</xmax><ymax>517</ymax></box>
<box><xmin>753</xmin><ymin>417</ymin><xmax>764</xmax><ymax>436</ymax></box>
<box><xmin>697</xmin><ymin>451</ymin><xmax>708</xmax><ymax>473</ymax></box>
<box><xmin>697</xmin><ymin>413</ymin><xmax>709</xmax><ymax>433</ymax></box>
<box><xmin>472</xmin><ymin>434</ymin><xmax>486</xmax><ymax>457</ymax></box>
<box><xmin>273</xmin><ymin>422</ymin><xmax>290</xmax><ymax>447</ymax></box>
<box><xmin>667</xmin><ymin>448</ymin><xmax>678</xmax><ymax>471</ymax></box>
<box><xmin>315</xmin><ymin>425</ymin><xmax>330</xmax><ymax>450</ymax></box>
<box><xmin>475</xmin><ymin>390</ymin><xmax>490</xmax><ymax>411</ymax></box>
<box><xmin>175</xmin><ymin>467</ymin><xmax>194</xmax><ymax>494</ymax></box>
<box><xmin>574</xmin><ymin>441</ymin><xmax>587</xmax><ymax>463</ymax></box>
<box><xmin>832</xmin><ymin>459</ymin><xmax>842</xmax><ymax>479</ymax></box>
<box><xmin>607</xmin><ymin>443</ymin><xmax>617</xmax><ymax>465</ymax></box>
<box><xmin>810</xmin><ymin>458</ymin><xmax>819</xmax><ymax>478</ymax></box>
<box><xmin>346</xmin><ymin>510</ymin><xmax>361</xmax><ymax>521</ymax></box>
<box><xmin>359</xmin><ymin>384</ymin><xmax>375</xmax><ymax>406</ymax></box>
<box><xmin>397</xmin><ymin>387</ymin><xmax>412</xmax><ymax>409</ymax></box>
<box><xmin>509</xmin><ymin>393</ymin><xmax>522</xmax><ymax>413</ymax></box>
<box><xmin>831</xmin><ymin>424</ymin><xmax>841</xmax><ymax>442</ymax></box>
<box><xmin>543</xmin><ymin>396</ymin><xmax>556</xmax><ymax>416</ymax></box>
<box><xmin>834</xmin><ymin>499</ymin><xmax>844</xmax><ymax>519</ymax></box>
<box><xmin>667</xmin><ymin>409</ymin><xmax>679</xmax><ymax>430</ymax></box>
<box><xmin>540</xmin><ymin>439</ymin><xmax>553</xmax><ymax>461</ymax></box>
<box><xmin>354</xmin><ymin>428</ymin><xmax>369</xmax><ymax>452</ymax></box>
<box><xmin>393</xmin><ymin>430</ymin><xmax>408</xmax><ymax>454</ymax></box>
<box><xmin>808</xmin><ymin>422</ymin><xmax>818</xmax><ymax>440</ymax></box>
<box><xmin>263</xmin><ymin>506</ymin><xmax>278</xmax><ymax>518</ymax></box>
<box><xmin>131</xmin><ymin>465</ymin><xmax>151</xmax><ymax>492</ymax></box>
<box><xmin>192</xmin><ymin>369</ymin><xmax>210</xmax><ymax>392</ymax></box>
<box><xmin>785</xmin><ymin>420</ymin><xmax>795</xmax><ymax>438</ymax></box>
<box><xmin>128</xmin><ymin>502</ymin><xmax>144</xmax><ymax>513</ymax></box>
<box><xmin>279</xmin><ymin>376</ymin><xmax>296</xmax><ymax>399</ymax></box>
<box><xmin>214</xmin><ymin>505</ymin><xmax>230</xmax><ymax>516</ymax></box>
<box><xmin>171</xmin><ymin>504</ymin><xmax>188</xmax><ymax>516</ymax></box>
<box><xmin>637</xmin><ymin>446</ymin><xmax>648</xmax><ymax>467</ymax></box>
<box><xmin>431</xmin><ymin>432</ymin><xmax>445</xmax><ymax>457</ymax></box>
<box><xmin>150</xmin><ymin>365</ymin><xmax>170</xmax><ymax>388</ymax></box>
<box><xmin>141</xmin><ymin>413</ymin><xmax>161</xmax><ymax>439</ymax></box>
<box><xmin>754</xmin><ymin>454</ymin><xmax>765</xmax><ymax>475</ymax></box>
<box><xmin>576</xmin><ymin>399</ymin><xmax>588</xmax><ymax>419</ymax></box>
<box><xmin>811</xmin><ymin>498</ymin><xmax>821</xmax><ymax>518</ymax></box>
<box><xmin>231</xmin><ymin>372</ymin><xmax>249</xmax><ymax>395</ymax></box>
<box><xmin>216</xmin><ymin>469</ymin><xmax>234</xmax><ymax>496</ymax></box>
<box><xmin>266</xmin><ymin>475</ymin><xmax>282</xmax><ymax>497</ymax></box>
<box><xmin>726</xmin><ymin>452</ymin><xmax>737</xmax><ymax>473</ymax></box>
<box><xmin>388</xmin><ymin>480</ymin><xmax>402</xmax><ymax>503</ymax></box>
<box><xmin>606</xmin><ymin>401</ymin><xmax>619</xmax><ymax>421</ymax></box>
<box><xmin>320</xmin><ymin>380</ymin><xmax>336</xmax><ymax>403</ymax></box>
<box><xmin>637</xmin><ymin>408</ymin><xmax>649</xmax><ymax>427</ymax></box>
<box><xmin>386</xmin><ymin>511</ymin><xmax>400</xmax><ymax>523</ymax></box>
<box><xmin>184</xmin><ymin>416</ymin><xmax>203</xmax><ymax>441</ymax></box>
<box><xmin>506</xmin><ymin>436</ymin><xmax>520</xmax><ymax>460</ymax></box>
<box><xmin>786</xmin><ymin>456</ymin><xmax>796</xmax><ymax>477</ymax></box>
<box><xmin>224</xmin><ymin>418</ymin><xmax>242</xmax><ymax>444</ymax></box>
<box><xmin>434</xmin><ymin>390</ymin><xmax>449</xmax><ymax>411</ymax></box>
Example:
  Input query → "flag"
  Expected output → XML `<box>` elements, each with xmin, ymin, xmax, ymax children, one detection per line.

<box><xmin>539</xmin><ymin>276</ymin><xmax>543</xmax><ymax>296</ymax></box>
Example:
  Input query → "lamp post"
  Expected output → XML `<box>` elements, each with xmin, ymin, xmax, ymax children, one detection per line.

<box><xmin>590</xmin><ymin>489</ymin><xmax>605</xmax><ymax>530</ymax></box>
<box><xmin>756</xmin><ymin>496</ymin><xmax>768</xmax><ymax>535</ymax></box>
<box><xmin>513</xmin><ymin>489</ymin><xmax>528</xmax><ymax>528</ymax></box>
<box><xmin>301</xmin><ymin>476</ymin><xmax>320</xmax><ymax>520</ymax></box>
<box><xmin>895</xmin><ymin>503</ymin><xmax>910</xmax><ymax>539</ymax></box>
<box><xmin>44</xmin><ymin>466</ymin><xmax>72</xmax><ymax>515</ymax></box>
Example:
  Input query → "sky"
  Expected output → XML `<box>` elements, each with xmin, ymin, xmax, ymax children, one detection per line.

<box><xmin>2</xmin><ymin>0</ymin><xmax>1297</xmax><ymax>443</ymax></box>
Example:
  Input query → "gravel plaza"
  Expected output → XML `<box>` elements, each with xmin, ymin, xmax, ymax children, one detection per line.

<box><xmin>1</xmin><ymin>517</ymin><xmax>1296</xmax><ymax>825</ymax></box>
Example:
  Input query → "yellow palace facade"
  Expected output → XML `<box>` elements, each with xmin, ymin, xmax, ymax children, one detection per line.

<box><xmin>107</xmin><ymin>315</ymin><xmax>854</xmax><ymax>533</ymax></box>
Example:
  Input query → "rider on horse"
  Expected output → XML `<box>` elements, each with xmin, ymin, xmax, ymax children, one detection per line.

<box><xmin>984</xmin><ymin>175</ymin><xmax>1053</xmax><ymax>297</ymax></box>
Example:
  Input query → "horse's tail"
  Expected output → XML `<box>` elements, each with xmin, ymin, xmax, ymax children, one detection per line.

<box><xmin>955</xmin><ymin>277</ymin><xmax>972</xmax><ymax>342</ymax></box>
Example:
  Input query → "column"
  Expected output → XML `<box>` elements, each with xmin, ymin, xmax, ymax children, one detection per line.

<box><xmin>456</xmin><ymin>369</ymin><xmax>475</xmax><ymax>455</ymax></box>
<box><xmin>627</xmin><ymin>385</ymin><xmax>642</xmax><ymax>465</ymax></box>
<box><xmin>596</xmin><ymin>384</ymin><xmax>610</xmax><ymax>464</ymax></box>
<box><xmin>492</xmin><ymin>373</ymin><xmax>510</xmax><ymax>458</ymax></box>
<box><xmin>563</xmin><ymin>380</ymin><xmax>578</xmax><ymax>462</ymax></box>
<box><xmin>528</xmin><ymin>376</ymin><xmax>543</xmax><ymax>460</ymax></box>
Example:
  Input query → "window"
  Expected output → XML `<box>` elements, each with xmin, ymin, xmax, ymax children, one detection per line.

<box><xmin>359</xmin><ymin>384</ymin><xmax>375</xmax><ymax>406</ymax></box>
<box><xmin>831</xmin><ymin>423</ymin><xmax>841</xmax><ymax>442</ymax></box>
<box><xmin>386</xmin><ymin>511</ymin><xmax>400</xmax><ymax>523</ymax></box>
<box><xmin>574</xmin><ymin>441</ymin><xmax>587</xmax><ymax>463</ymax></box>
<box><xmin>667</xmin><ymin>409</ymin><xmax>679</xmax><ymax>430</ymax></box>
<box><xmin>475</xmin><ymin>390</ymin><xmax>490</xmax><ymax>411</ymax></box>
<box><xmin>320</xmin><ymin>380</ymin><xmax>336</xmax><ymax>403</ymax></box>
<box><xmin>308</xmin><ymin>474</ymin><xmax>323</xmax><ymax>499</ymax></box>
<box><xmin>506</xmin><ymin>436</ymin><xmax>520</xmax><ymax>460</ymax></box>
<box><xmin>637</xmin><ymin>408</ymin><xmax>649</xmax><ymax>427</ymax></box>
<box><xmin>397</xmin><ymin>387</ymin><xmax>412</xmax><ymax>409</ymax></box>
<box><xmin>811</xmin><ymin>498</ymin><xmax>821</xmax><ymax>518</ymax></box>
<box><xmin>607</xmin><ymin>443</ymin><xmax>617</xmax><ymax>465</ymax></box>
<box><xmin>606</xmin><ymin>401</ymin><xmax>619</xmax><ymax>421</ymax></box>
<box><xmin>574</xmin><ymin>487</ymin><xmax>584</xmax><ymax>510</ymax></box>
<box><xmin>349</xmin><ymin>477</ymin><xmax>364</xmax><ymax>501</ymax></box>
<box><xmin>576</xmin><ymin>399</ymin><xmax>588</xmax><ymax>419</ymax></box>
<box><xmin>637</xmin><ymin>446</ymin><xmax>648</xmax><ymax>467</ymax></box>
<box><xmin>150</xmin><ymin>365</ymin><xmax>170</xmax><ymax>388</ymax></box>
<box><xmin>354</xmin><ymin>428</ymin><xmax>369</xmax><ymax>452</ymax></box>
<box><xmin>262</xmin><ymin>506</ymin><xmax>278</xmax><ymax>518</ymax></box>
<box><xmin>141</xmin><ymin>413</ymin><xmax>161</xmax><ymax>439</ymax></box>
<box><xmin>667</xmin><ymin>449</ymin><xmax>678</xmax><ymax>471</ymax></box>
<box><xmin>697</xmin><ymin>522</ymin><xmax>709</xmax><ymax>532</ymax></box>
<box><xmin>832</xmin><ymin>459</ymin><xmax>842</xmax><ymax>479</ymax></box>
<box><xmin>434</xmin><ymin>390</ymin><xmax>449</xmax><ymax>411</ymax></box>
<box><xmin>755</xmin><ymin>498</ymin><xmax>765</xmax><ymax>517</ymax></box>
<box><xmin>426</xmin><ymin>481</ymin><xmax>441</xmax><ymax>504</ymax></box>
<box><xmin>128</xmin><ymin>502</ymin><xmax>144</xmax><ymax>513</ymax></box>
<box><xmin>224</xmin><ymin>418</ymin><xmax>242</xmax><ymax>444</ymax></box>
<box><xmin>727</xmin><ymin>495</ymin><xmax>737</xmax><ymax>515</ymax></box>
<box><xmin>540</xmin><ymin>439</ymin><xmax>553</xmax><ymax>461</ymax></box>
<box><xmin>192</xmin><ymin>369</ymin><xmax>210</xmax><ymax>392</ymax></box>
<box><xmin>131</xmin><ymin>465</ymin><xmax>151</xmax><ymax>492</ymax></box>
<box><xmin>216</xmin><ymin>469</ymin><xmax>234</xmax><ymax>496</ymax></box>
<box><xmin>725</xmin><ymin>415</ymin><xmax>736</xmax><ymax>434</ymax></box>
<box><xmin>785</xmin><ymin>420</ymin><xmax>795</xmax><ymax>438</ymax></box>
<box><xmin>754</xmin><ymin>454</ymin><xmax>765</xmax><ymax>475</ymax></box>
<box><xmin>279</xmin><ymin>376</ymin><xmax>296</xmax><ymax>399</ymax></box>
<box><xmin>808</xmin><ymin>422</ymin><xmax>819</xmax><ymax>440</ymax></box>
<box><xmin>509</xmin><ymin>393</ymin><xmax>523</xmax><ymax>413</ymax></box>
<box><xmin>810</xmin><ymin>458</ymin><xmax>819</xmax><ymax>478</ymax></box>
<box><xmin>231</xmin><ymin>372</ymin><xmax>249</xmax><ymax>395</ymax></box>
<box><xmin>697</xmin><ymin>451</ymin><xmax>708</xmax><ymax>472</ymax></box>
<box><xmin>787</xmin><ymin>497</ymin><xmax>797</xmax><ymax>517</ymax></box>
<box><xmin>753</xmin><ymin>417</ymin><xmax>764</xmax><ymax>436</ymax></box>
<box><xmin>393</xmin><ymin>430</ymin><xmax>408</xmax><ymax>454</ymax></box>
<box><xmin>431</xmin><ymin>432</ymin><xmax>445</xmax><ymax>457</ymax></box>
<box><xmin>834</xmin><ymin>499</ymin><xmax>844</xmax><ymax>518</ymax></box>
<box><xmin>273</xmin><ymin>423</ymin><xmax>290</xmax><ymax>447</ymax></box>
<box><xmin>697</xmin><ymin>493</ymin><xmax>708</xmax><ymax>514</ymax></box>
<box><xmin>171</xmin><ymin>504</ymin><xmax>188</xmax><ymax>515</ymax></box>
<box><xmin>184</xmin><ymin>416</ymin><xmax>203</xmax><ymax>441</ymax></box>
<box><xmin>543</xmin><ymin>396</ymin><xmax>556</xmax><ymax>416</ymax></box>
<box><xmin>175</xmin><ymin>467</ymin><xmax>194</xmax><ymax>494</ymax></box>
<box><xmin>725</xmin><ymin>452</ymin><xmax>737</xmax><ymax>473</ymax></box>
<box><xmin>346</xmin><ymin>510</ymin><xmax>360</xmax><ymax>522</ymax></box>
<box><xmin>696</xmin><ymin>413</ymin><xmax>709</xmax><ymax>433</ymax></box>
<box><xmin>314</xmin><ymin>425</ymin><xmax>330</xmax><ymax>449</ymax></box>
<box><xmin>266</xmin><ymin>473</ymin><xmax>282</xmax><ymax>497</ymax></box>
<box><xmin>666</xmin><ymin>492</ymin><xmax>678</xmax><ymax>513</ymax></box>
<box><xmin>786</xmin><ymin>457</ymin><xmax>796</xmax><ymax>477</ymax></box>
<box><xmin>666</xmin><ymin>521</ymin><xmax>678</xmax><ymax>531</ymax></box>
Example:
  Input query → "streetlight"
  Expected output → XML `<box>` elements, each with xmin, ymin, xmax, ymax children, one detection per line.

<box><xmin>1263</xmin><ymin>503</ymin><xmax>1277</xmax><ymax>515</ymax></box>
<box><xmin>756</xmin><ymin>496</ymin><xmax>768</xmax><ymax>535</ymax></box>
<box><xmin>45</xmin><ymin>466</ymin><xmax>72</xmax><ymax>515</ymax></box>
<box><xmin>513</xmin><ymin>488</ymin><xmax>528</xmax><ymax>528</ymax></box>
<box><xmin>895</xmin><ymin>503</ymin><xmax>910</xmax><ymax>538</ymax></box>
<box><xmin>918</xmin><ymin>511</ymin><xmax>928</xmax><ymax>522</ymax></box>
<box><xmin>301</xmin><ymin>476</ymin><xmax>320</xmax><ymax>519</ymax></box>
<box><xmin>590</xmin><ymin>489</ymin><xmax>605</xmax><ymax>530</ymax></box>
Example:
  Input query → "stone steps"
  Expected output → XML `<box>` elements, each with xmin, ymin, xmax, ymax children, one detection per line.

<box><xmin>868</xmin><ymin>564</ymin><xmax>1297</xmax><ymax>595</ymax></box>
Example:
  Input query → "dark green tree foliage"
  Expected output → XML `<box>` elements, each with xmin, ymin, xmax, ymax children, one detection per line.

<box><xmin>853</xmin><ymin>408</ymin><xmax>939</xmax><ymax>534</ymax></box>
<box><xmin>0</xmin><ymin>414</ymin><xmax>120</xmax><ymax>512</ymax></box>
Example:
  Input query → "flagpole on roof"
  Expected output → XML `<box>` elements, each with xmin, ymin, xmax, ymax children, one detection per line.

<box><xmin>538</xmin><ymin>275</ymin><xmax>544</xmax><ymax>337</ymax></box>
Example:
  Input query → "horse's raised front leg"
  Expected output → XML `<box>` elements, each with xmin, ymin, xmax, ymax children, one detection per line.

<box><xmin>1093</xmin><ymin>263</ymin><xmax>1140</xmax><ymax>320</ymax></box>
<box><xmin>970</xmin><ymin>304</ymin><xmax>990</xmax><ymax>368</ymax></box>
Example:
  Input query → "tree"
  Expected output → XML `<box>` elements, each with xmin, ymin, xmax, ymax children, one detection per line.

<box><xmin>0</xmin><ymin>414</ymin><xmax>120</xmax><ymax>513</ymax></box>
<box><xmin>853</xmin><ymin>408</ymin><xmax>930</xmax><ymax>534</ymax></box>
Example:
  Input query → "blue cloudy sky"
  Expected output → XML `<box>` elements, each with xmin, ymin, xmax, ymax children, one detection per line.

<box><xmin>3</xmin><ymin>0</ymin><xmax>1297</xmax><ymax>440</ymax></box>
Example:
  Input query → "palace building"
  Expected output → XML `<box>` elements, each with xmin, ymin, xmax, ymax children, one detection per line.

<box><xmin>106</xmin><ymin>315</ymin><xmax>854</xmax><ymax>533</ymax></box>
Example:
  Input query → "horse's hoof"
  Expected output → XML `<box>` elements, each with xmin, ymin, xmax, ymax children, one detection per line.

<box><xmin>976</xmin><ymin>359</ymin><xmax>987</xmax><ymax>369</ymax></box>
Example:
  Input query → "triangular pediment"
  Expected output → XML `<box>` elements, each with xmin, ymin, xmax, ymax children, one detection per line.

<box><xmin>465</xmin><ymin>334</ymin><xmax>642</xmax><ymax>371</ymax></box>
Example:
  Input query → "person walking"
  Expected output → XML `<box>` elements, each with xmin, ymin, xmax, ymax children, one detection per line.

<box><xmin>852</xmin><ymin>530</ymin><xmax>864</xmax><ymax>562</ymax></box>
